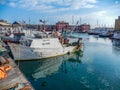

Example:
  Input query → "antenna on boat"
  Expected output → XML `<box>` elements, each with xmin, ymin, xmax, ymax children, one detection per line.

<box><xmin>70</xmin><ymin>20</ymin><xmax>79</xmax><ymax>35</ymax></box>
<box><xmin>40</xmin><ymin>19</ymin><xmax>46</xmax><ymax>31</ymax></box>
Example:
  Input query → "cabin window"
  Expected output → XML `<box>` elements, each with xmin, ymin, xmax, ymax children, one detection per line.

<box><xmin>26</xmin><ymin>40</ymin><xmax>33</xmax><ymax>46</ymax></box>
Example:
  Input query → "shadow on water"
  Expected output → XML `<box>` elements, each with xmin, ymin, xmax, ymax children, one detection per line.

<box><xmin>112</xmin><ymin>39</ymin><xmax>120</xmax><ymax>47</ymax></box>
<box><xmin>67</xmin><ymin>49</ymin><xmax>83</xmax><ymax>63</ymax></box>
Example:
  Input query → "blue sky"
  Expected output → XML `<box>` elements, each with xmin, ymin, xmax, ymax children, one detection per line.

<box><xmin>0</xmin><ymin>0</ymin><xmax>120</xmax><ymax>27</ymax></box>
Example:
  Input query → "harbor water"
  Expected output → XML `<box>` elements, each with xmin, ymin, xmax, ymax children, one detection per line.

<box><xmin>19</xmin><ymin>33</ymin><xmax>120</xmax><ymax>90</ymax></box>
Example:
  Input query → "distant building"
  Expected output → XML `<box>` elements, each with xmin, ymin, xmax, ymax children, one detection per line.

<box><xmin>80</xmin><ymin>24</ymin><xmax>90</xmax><ymax>31</ymax></box>
<box><xmin>45</xmin><ymin>25</ymin><xmax>56</xmax><ymax>31</ymax></box>
<box><xmin>12</xmin><ymin>21</ymin><xmax>22</xmax><ymax>30</ymax></box>
<box><xmin>73</xmin><ymin>24</ymin><xmax>90</xmax><ymax>32</ymax></box>
<box><xmin>12</xmin><ymin>21</ymin><xmax>21</xmax><ymax>27</ymax></box>
<box><xmin>0</xmin><ymin>20</ymin><xmax>11</xmax><ymax>30</ymax></box>
<box><xmin>68</xmin><ymin>25</ymin><xmax>74</xmax><ymax>31</ymax></box>
<box><xmin>115</xmin><ymin>16</ymin><xmax>120</xmax><ymax>30</ymax></box>
<box><xmin>56</xmin><ymin>21</ymin><xmax>69</xmax><ymax>31</ymax></box>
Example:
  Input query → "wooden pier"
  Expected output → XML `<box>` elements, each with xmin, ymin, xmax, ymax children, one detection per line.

<box><xmin>0</xmin><ymin>57</ymin><xmax>34</xmax><ymax>90</ymax></box>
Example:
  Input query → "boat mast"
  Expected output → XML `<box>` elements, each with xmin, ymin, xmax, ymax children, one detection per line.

<box><xmin>29</xmin><ymin>17</ymin><xmax>32</xmax><ymax>35</ymax></box>
<box><xmin>29</xmin><ymin>17</ymin><xmax>31</xmax><ymax>29</ymax></box>
<box><xmin>72</xmin><ymin>16</ymin><xmax>74</xmax><ymax>25</ymax></box>
<box><xmin>80</xmin><ymin>17</ymin><xmax>82</xmax><ymax>25</ymax></box>
<box><xmin>97</xmin><ymin>19</ymin><xmax>99</xmax><ymax>28</ymax></box>
<box><xmin>40</xmin><ymin>19</ymin><xmax>46</xmax><ymax>32</ymax></box>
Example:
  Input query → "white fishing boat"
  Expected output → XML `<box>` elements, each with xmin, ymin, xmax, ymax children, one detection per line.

<box><xmin>8</xmin><ymin>32</ymin><xmax>82</xmax><ymax>61</ymax></box>
<box><xmin>112</xmin><ymin>32</ymin><xmax>120</xmax><ymax>40</ymax></box>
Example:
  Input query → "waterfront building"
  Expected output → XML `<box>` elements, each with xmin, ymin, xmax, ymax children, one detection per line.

<box><xmin>56</xmin><ymin>21</ymin><xmax>69</xmax><ymax>31</ymax></box>
<box><xmin>44</xmin><ymin>25</ymin><xmax>56</xmax><ymax>31</ymax></box>
<box><xmin>115</xmin><ymin>16</ymin><xmax>120</xmax><ymax>30</ymax></box>
<box><xmin>73</xmin><ymin>24</ymin><xmax>90</xmax><ymax>32</ymax></box>
<box><xmin>80</xmin><ymin>24</ymin><xmax>90</xmax><ymax>32</ymax></box>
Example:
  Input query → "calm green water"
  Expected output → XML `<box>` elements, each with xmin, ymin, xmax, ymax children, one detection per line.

<box><xmin>19</xmin><ymin>34</ymin><xmax>120</xmax><ymax>90</ymax></box>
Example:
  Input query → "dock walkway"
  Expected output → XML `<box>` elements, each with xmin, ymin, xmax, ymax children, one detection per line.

<box><xmin>0</xmin><ymin>57</ymin><xmax>34</xmax><ymax>90</ymax></box>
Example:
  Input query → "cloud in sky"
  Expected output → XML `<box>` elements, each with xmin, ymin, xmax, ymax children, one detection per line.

<box><xmin>115</xmin><ymin>0</ymin><xmax>119</xmax><ymax>4</ymax></box>
<box><xmin>45</xmin><ymin>10</ymin><xmax>116</xmax><ymax>28</ymax></box>
<box><xmin>6</xmin><ymin>0</ymin><xmax>97</xmax><ymax>12</ymax></box>
<box><xmin>9</xmin><ymin>2</ymin><xmax>16</xmax><ymax>7</ymax></box>
<box><xmin>0</xmin><ymin>0</ymin><xmax>119</xmax><ymax>27</ymax></box>
<box><xmin>0</xmin><ymin>0</ymin><xmax>6</xmax><ymax>4</ymax></box>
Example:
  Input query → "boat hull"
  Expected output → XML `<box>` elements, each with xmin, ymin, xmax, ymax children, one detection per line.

<box><xmin>8</xmin><ymin>43</ymin><xmax>79</xmax><ymax>61</ymax></box>
<box><xmin>88</xmin><ymin>32</ymin><xmax>99</xmax><ymax>35</ymax></box>
<box><xmin>99</xmin><ymin>34</ymin><xmax>113</xmax><ymax>37</ymax></box>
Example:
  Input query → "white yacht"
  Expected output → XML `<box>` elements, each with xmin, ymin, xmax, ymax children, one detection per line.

<box><xmin>8</xmin><ymin>32</ymin><xmax>81</xmax><ymax>61</ymax></box>
<box><xmin>99</xmin><ymin>31</ymin><xmax>113</xmax><ymax>37</ymax></box>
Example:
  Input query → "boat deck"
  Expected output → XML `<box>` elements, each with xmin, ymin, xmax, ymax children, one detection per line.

<box><xmin>0</xmin><ymin>57</ymin><xmax>34</xmax><ymax>90</ymax></box>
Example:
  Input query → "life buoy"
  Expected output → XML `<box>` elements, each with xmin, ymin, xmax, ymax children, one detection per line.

<box><xmin>0</xmin><ymin>67</ymin><xmax>8</xmax><ymax>80</ymax></box>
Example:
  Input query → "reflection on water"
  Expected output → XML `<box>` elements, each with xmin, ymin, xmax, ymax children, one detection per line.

<box><xmin>19</xmin><ymin>57</ymin><xmax>63</xmax><ymax>80</ymax></box>
<box><xmin>19</xmin><ymin>34</ymin><xmax>120</xmax><ymax>90</ymax></box>
<box><xmin>112</xmin><ymin>40</ymin><xmax>120</xmax><ymax>56</ymax></box>
<box><xmin>19</xmin><ymin>49</ymin><xmax>83</xmax><ymax>80</ymax></box>
<box><xmin>68</xmin><ymin>50</ymin><xmax>83</xmax><ymax>63</ymax></box>
<box><xmin>32</xmin><ymin>58</ymin><xmax>63</xmax><ymax>79</ymax></box>
<box><xmin>88</xmin><ymin>36</ymin><xmax>112</xmax><ymax>45</ymax></box>
<box><xmin>112</xmin><ymin>39</ymin><xmax>120</xmax><ymax>47</ymax></box>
